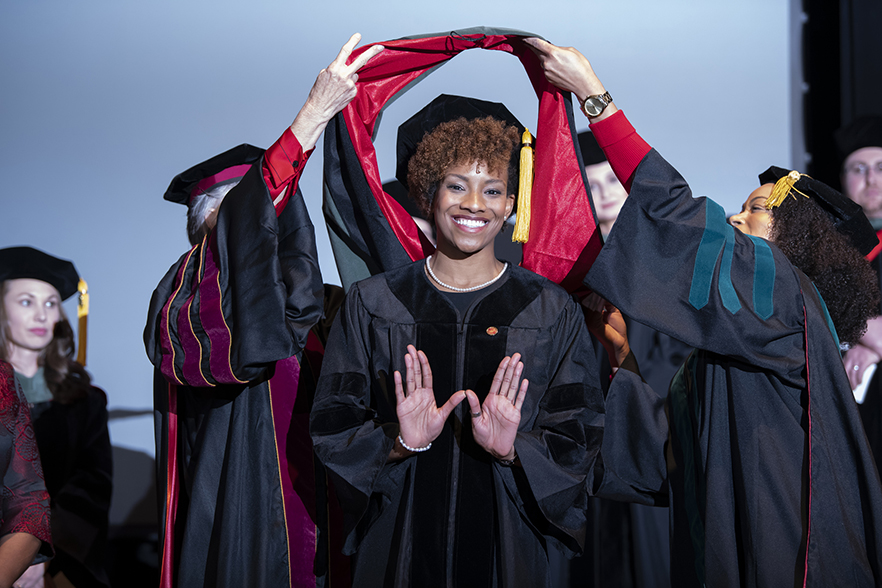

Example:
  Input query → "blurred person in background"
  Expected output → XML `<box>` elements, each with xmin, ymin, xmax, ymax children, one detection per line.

<box><xmin>0</xmin><ymin>247</ymin><xmax>111</xmax><ymax>588</ymax></box>
<box><xmin>837</xmin><ymin>116</ymin><xmax>882</xmax><ymax>473</ymax></box>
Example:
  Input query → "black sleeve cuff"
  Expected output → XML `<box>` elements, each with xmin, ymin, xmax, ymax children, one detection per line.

<box><xmin>618</xmin><ymin>350</ymin><xmax>642</xmax><ymax>380</ymax></box>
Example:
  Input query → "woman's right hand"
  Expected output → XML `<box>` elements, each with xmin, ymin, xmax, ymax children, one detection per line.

<box><xmin>522</xmin><ymin>38</ymin><xmax>618</xmax><ymax>123</ymax></box>
<box><xmin>289</xmin><ymin>33</ymin><xmax>385</xmax><ymax>150</ymax></box>
<box><xmin>394</xmin><ymin>345</ymin><xmax>465</xmax><ymax>451</ymax></box>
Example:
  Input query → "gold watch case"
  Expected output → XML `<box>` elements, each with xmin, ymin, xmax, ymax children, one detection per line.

<box><xmin>581</xmin><ymin>91</ymin><xmax>612</xmax><ymax>118</ymax></box>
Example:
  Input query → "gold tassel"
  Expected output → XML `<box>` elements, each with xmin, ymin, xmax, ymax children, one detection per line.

<box><xmin>512</xmin><ymin>129</ymin><xmax>534</xmax><ymax>243</ymax></box>
<box><xmin>76</xmin><ymin>279</ymin><xmax>88</xmax><ymax>367</ymax></box>
<box><xmin>765</xmin><ymin>170</ymin><xmax>810</xmax><ymax>209</ymax></box>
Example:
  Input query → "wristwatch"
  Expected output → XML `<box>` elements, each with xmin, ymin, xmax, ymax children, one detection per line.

<box><xmin>581</xmin><ymin>91</ymin><xmax>613</xmax><ymax>118</ymax></box>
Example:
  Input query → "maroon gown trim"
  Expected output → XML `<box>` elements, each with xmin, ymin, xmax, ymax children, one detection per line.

<box><xmin>159</xmin><ymin>245</ymin><xmax>197</xmax><ymax>385</ymax></box>
<box><xmin>268</xmin><ymin>354</ymin><xmax>317</xmax><ymax>587</ymax></box>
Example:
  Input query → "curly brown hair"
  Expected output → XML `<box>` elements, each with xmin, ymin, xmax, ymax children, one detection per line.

<box><xmin>0</xmin><ymin>281</ymin><xmax>91</xmax><ymax>403</ymax></box>
<box><xmin>770</xmin><ymin>197</ymin><xmax>880</xmax><ymax>345</ymax></box>
<box><xmin>407</xmin><ymin>116</ymin><xmax>521</xmax><ymax>219</ymax></box>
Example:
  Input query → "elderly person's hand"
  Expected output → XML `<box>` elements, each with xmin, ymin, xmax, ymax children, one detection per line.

<box><xmin>465</xmin><ymin>354</ymin><xmax>528</xmax><ymax>463</ymax></box>
<box><xmin>289</xmin><ymin>33</ymin><xmax>384</xmax><ymax>150</ymax></box>
<box><xmin>523</xmin><ymin>38</ymin><xmax>618</xmax><ymax>123</ymax></box>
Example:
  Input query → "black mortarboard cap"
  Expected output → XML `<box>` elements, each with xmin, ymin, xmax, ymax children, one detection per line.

<box><xmin>835</xmin><ymin>115</ymin><xmax>882</xmax><ymax>163</ymax></box>
<box><xmin>0</xmin><ymin>246</ymin><xmax>80</xmax><ymax>300</ymax></box>
<box><xmin>577</xmin><ymin>130</ymin><xmax>607</xmax><ymax>166</ymax></box>
<box><xmin>164</xmin><ymin>144</ymin><xmax>265</xmax><ymax>205</ymax></box>
<box><xmin>759</xmin><ymin>166</ymin><xmax>878</xmax><ymax>255</ymax></box>
<box><xmin>395</xmin><ymin>94</ymin><xmax>525</xmax><ymax>189</ymax></box>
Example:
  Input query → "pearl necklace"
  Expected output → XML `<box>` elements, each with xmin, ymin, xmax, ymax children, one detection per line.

<box><xmin>425</xmin><ymin>255</ymin><xmax>508</xmax><ymax>293</ymax></box>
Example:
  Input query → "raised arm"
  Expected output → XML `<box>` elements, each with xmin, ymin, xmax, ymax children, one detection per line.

<box><xmin>146</xmin><ymin>35</ymin><xmax>385</xmax><ymax>385</ymax></box>
<box><xmin>289</xmin><ymin>33</ymin><xmax>384</xmax><ymax>151</ymax></box>
<box><xmin>526</xmin><ymin>39</ymin><xmax>807</xmax><ymax>373</ymax></box>
<box><xmin>265</xmin><ymin>34</ymin><xmax>384</xmax><ymax>212</ymax></box>
<box><xmin>524</xmin><ymin>37</ymin><xmax>650</xmax><ymax>191</ymax></box>
<box><xmin>523</xmin><ymin>38</ymin><xmax>618</xmax><ymax>124</ymax></box>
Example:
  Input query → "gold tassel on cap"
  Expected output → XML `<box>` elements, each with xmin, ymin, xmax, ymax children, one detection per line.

<box><xmin>765</xmin><ymin>170</ymin><xmax>810</xmax><ymax>209</ymax></box>
<box><xmin>512</xmin><ymin>129</ymin><xmax>534</xmax><ymax>244</ymax></box>
<box><xmin>76</xmin><ymin>279</ymin><xmax>88</xmax><ymax>367</ymax></box>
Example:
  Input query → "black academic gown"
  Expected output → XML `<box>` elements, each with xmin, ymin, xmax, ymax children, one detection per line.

<box><xmin>144</xmin><ymin>162</ymin><xmax>333</xmax><ymax>588</ymax></box>
<box><xmin>577</xmin><ymin>318</ymin><xmax>687</xmax><ymax>588</ymax></box>
<box><xmin>31</xmin><ymin>387</ymin><xmax>112</xmax><ymax>587</ymax></box>
<box><xmin>310</xmin><ymin>261</ymin><xmax>603</xmax><ymax>588</ymax></box>
<box><xmin>588</xmin><ymin>150</ymin><xmax>882</xmax><ymax>587</ymax></box>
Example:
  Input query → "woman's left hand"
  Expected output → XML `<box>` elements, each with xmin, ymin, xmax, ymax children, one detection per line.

<box><xmin>465</xmin><ymin>354</ymin><xmax>529</xmax><ymax>461</ymax></box>
<box><xmin>289</xmin><ymin>33</ymin><xmax>385</xmax><ymax>150</ymax></box>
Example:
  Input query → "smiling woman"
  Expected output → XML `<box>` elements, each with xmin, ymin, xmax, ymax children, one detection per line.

<box><xmin>310</xmin><ymin>95</ymin><xmax>602</xmax><ymax>587</ymax></box>
<box><xmin>431</xmin><ymin>159</ymin><xmax>513</xmax><ymax>260</ymax></box>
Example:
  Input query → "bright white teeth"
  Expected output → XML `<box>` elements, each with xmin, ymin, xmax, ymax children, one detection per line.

<box><xmin>454</xmin><ymin>218</ymin><xmax>487</xmax><ymax>228</ymax></box>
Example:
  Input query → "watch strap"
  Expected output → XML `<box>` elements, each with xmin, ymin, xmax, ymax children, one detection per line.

<box><xmin>581</xmin><ymin>91</ymin><xmax>613</xmax><ymax>117</ymax></box>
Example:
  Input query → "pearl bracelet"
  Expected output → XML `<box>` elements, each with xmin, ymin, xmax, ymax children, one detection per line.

<box><xmin>398</xmin><ymin>434</ymin><xmax>431</xmax><ymax>453</ymax></box>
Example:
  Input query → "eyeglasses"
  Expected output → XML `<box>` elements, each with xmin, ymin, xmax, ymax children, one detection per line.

<box><xmin>844</xmin><ymin>161</ymin><xmax>882</xmax><ymax>177</ymax></box>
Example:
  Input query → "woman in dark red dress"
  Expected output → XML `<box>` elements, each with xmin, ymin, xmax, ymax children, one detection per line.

<box><xmin>0</xmin><ymin>358</ymin><xmax>51</xmax><ymax>588</ymax></box>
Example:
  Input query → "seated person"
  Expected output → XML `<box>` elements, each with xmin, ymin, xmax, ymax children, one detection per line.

<box><xmin>0</xmin><ymin>360</ymin><xmax>52</xmax><ymax>588</ymax></box>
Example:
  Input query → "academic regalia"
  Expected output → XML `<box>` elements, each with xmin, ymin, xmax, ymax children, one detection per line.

<box><xmin>27</xmin><ymin>385</ymin><xmax>111</xmax><ymax>587</ymax></box>
<box><xmin>144</xmin><ymin>150</ymin><xmax>339</xmax><ymax>587</ymax></box>
<box><xmin>588</xmin><ymin>148</ymin><xmax>882</xmax><ymax>587</ymax></box>
<box><xmin>573</xmin><ymin>130</ymin><xmax>682</xmax><ymax>588</ymax></box>
<box><xmin>314</xmin><ymin>30</ymin><xmax>608</xmax><ymax>586</ymax></box>
<box><xmin>575</xmin><ymin>316</ymin><xmax>687</xmax><ymax>588</ymax></box>
<box><xmin>322</xmin><ymin>27</ymin><xmax>602</xmax><ymax>292</ymax></box>
<box><xmin>310</xmin><ymin>262</ymin><xmax>603</xmax><ymax>587</ymax></box>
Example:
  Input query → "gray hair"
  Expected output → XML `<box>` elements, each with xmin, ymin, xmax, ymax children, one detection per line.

<box><xmin>186</xmin><ymin>181</ymin><xmax>239</xmax><ymax>245</ymax></box>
